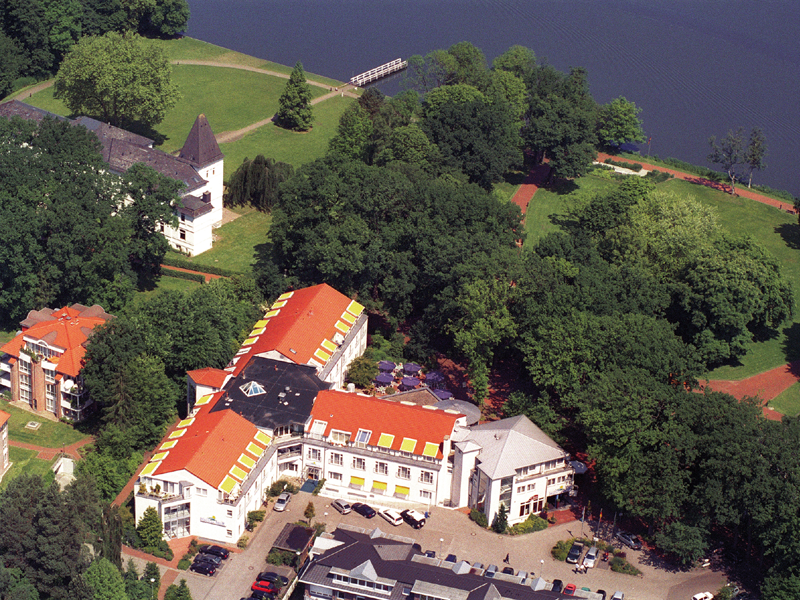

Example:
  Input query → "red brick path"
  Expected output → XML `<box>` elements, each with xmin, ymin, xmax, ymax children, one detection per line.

<box><xmin>704</xmin><ymin>360</ymin><xmax>800</xmax><ymax>421</ymax></box>
<box><xmin>510</xmin><ymin>163</ymin><xmax>551</xmax><ymax>221</ymax></box>
<box><xmin>8</xmin><ymin>436</ymin><xmax>93</xmax><ymax>460</ymax></box>
<box><xmin>161</xmin><ymin>264</ymin><xmax>222</xmax><ymax>283</ymax></box>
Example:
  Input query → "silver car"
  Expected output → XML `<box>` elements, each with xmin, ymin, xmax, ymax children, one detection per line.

<box><xmin>331</xmin><ymin>499</ymin><xmax>352</xmax><ymax>514</ymax></box>
<box><xmin>273</xmin><ymin>492</ymin><xmax>291</xmax><ymax>511</ymax></box>
<box><xmin>583</xmin><ymin>546</ymin><xmax>599</xmax><ymax>569</ymax></box>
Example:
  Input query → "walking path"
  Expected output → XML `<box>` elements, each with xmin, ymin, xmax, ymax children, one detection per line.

<box><xmin>8</xmin><ymin>436</ymin><xmax>94</xmax><ymax>461</ymax></box>
<box><xmin>161</xmin><ymin>264</ymin><xmax>222</xmax><ymax>282</ymax></box>
<box><xmin>509</xmin><ymin>163</ymin><xmax>550</xmax><ymax>222</ymax></box>
<box><xmin>703</xmin><ymin>361</ymin><xmax>800</xmax><ymax>421</ymax></box>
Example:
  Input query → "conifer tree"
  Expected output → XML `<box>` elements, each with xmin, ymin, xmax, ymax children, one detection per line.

<box><xmin>275</xmin><ymin>61</ymin><xmax>315</xmax><ymax>131</ymax></box>
<box><xmin>83</xmin><ymin>558</ymin><xmax>128</xmax><ymax>600</ymax></box>
<box><xmin>136</xmin><ymin>508</ymin><xmax>163</xmax><ymax>550</ymax></box>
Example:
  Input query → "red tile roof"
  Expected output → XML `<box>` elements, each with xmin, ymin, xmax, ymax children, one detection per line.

<box><xmin>152</xmin><ymin>408</ymin><xmax>262</xmax><ymax>488</ymax></box>
<box><xmin>233</xmin><ymin>284</ymin><xmax>360</xmax><ymax>376</ymax></box>
<box><xmin>0</xmin><ymin>410</ymin><xmax>9</xmax><ymax>428</ymax></box>
<box><xmin>0</xmin><ymin>305</ymin><xmax>113</xmax><ymax>378</ymax></box>
<box><xmin>309</xmin><ymin>390</ymin><xmax>463</xmax><ymax>459</ymax></box>
<box><xmin>187</xmin><ymin>367</ymin><xmax>229</xmax><ymax>389</ymax></box>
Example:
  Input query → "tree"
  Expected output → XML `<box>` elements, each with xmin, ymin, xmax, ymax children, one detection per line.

<box><xmin>163</xmin><ymin>579</ymin><xmax>191</xmax><ymax>600</ymax></box>
<box><xmin>141</xmin><ymin>563</ymin><xmax>160</xmax><ymax>600</ymax></box>
<box><xmin>83</xmin><ymin>558</ymin><xmax>128</xmax><ymax>600</ymax></box>
<box><xmin>0</xmin><ymin>32</ymin><xmax>25</xmax><ymax>97</ymax></box>
<box><xmin>142</xmin><ymin>0</ymin><xmax>190</xmax><ymax>37</ymax></box>
<box><xmin>487</xmin><ymin>70</ymin><xmax>528</xmax><ymax>120</ymax></box>
<box><xmin>654</xmin><ymin>521</ymin><xmax>707</xmax><ymax>566</ymax></box>
<box><xmin>596</xmin><ymin>96</ymin><xmax>645</xmax><ymax>148</ymax></box>
<box><xmin>707</xmin><ymin>128</ymin><xmax>745</xmax><ymax>195</ymax></box>
<box><xmin>304</xmin><ymin>502</ymin><xmax>316</xmax><ymax>524</ymax></box>
<box><xmin>328</xmin><ymin>103</ymin><xmax>374</xmax><ymax>162</ymax></box>
<box><xmin>492</xmin><ymin>45</ymin><xmax>536</xmax><ymax>83</ymax></box>
<box><xmin>0</xmin><ymin>564</ymin><xmax>39</xmax><ymax>600</ymax></box>
<box><xmin>224</xmin><ymin>155</ymin><xmax>294</xmax><ymax>212</ymax></box>
<box><xmin>54</xmin><ymin>32</ymin><xmax>180</xmax><ymax>128</ymax></box>
<box><xmin>491</xmin><ymin>503</ymin><xmax>508</xmax><ymax>533</ymax></box>
<box><xmin>346</xmin><ymin>356</ymin><xmax>378</xmax><ymax>388</ymax></box>
<box><xmin>275</xmin><ymin>61</ymin><xmax>314</xmax><ymax>131</ymax></box>
<box><xmin>744</xmin><ymin>126</ymin><xmax>767</xmax><ymax>188</ymax></box>
<box><xmin>136</xmin><ymin>508</ymin><xmax>163</xmax><ymax>550</ymax></box>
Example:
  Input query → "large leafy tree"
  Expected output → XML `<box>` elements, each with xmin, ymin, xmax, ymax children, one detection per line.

<box><xmin>595</xmin><ymin>96</ymin><xmax>645</xmax><ymax>148</ymax></box>
<box><xmin>328</xmin><ymin>103</ymin><xmax>374</xmax><ymax>162</ymax></box>
<box><xmin>83</xmin><ymin>558</ymin><xmax>127</xmax><ymax>600</ymax></box>
<box><xmin>707</xmin><ymin>127</ymin><xmax>745</xmax><ymax>195</ymax></box>
<box><xmin>54</xmin><ymin>31</ymin><xmax>180</xmax><ymax>128</ymax></box>
<box><xmin>224</xmin><ymin>155</ymin><xmax>294</xmax><ymax>212</ymax></box>
<box><xmin>275</xmin><ymin>61</ymin><xmax>314</xmax><ymax>131</ymax></box>
<box><xmin>744</xmin><ymin>126</ymin><xmax>767</xmax><ymax>188</ymax></box>
<box><xmin>0</xmin><ymin>31</ymin><xmax>25</xmax><ymax>97</ymax></box>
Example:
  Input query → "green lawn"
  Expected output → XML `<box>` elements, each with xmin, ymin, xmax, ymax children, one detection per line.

<box><xmin>133</xmin><ymin>275</ymin><xmax>202</xmax><ymax>305</ymax></box>
<box><xmin>0</xmin><ymin>328</ymin><xmax>15</xmax><ymax>346</ymax></box>
<box><xmin>220</xmin><ymin>95</ymin><xmax>355</xmax><ymax>177</ymax></box>
<box><xmin>769</xmin><ymin>383</ymin><xmax>800</xmax><ymax>417</ymax></box>
<box><xmin>0</xmin><ymin>446</ymin><xmax>56</xmax><ymax>492</ymax></box>
<box><xmin>523</xmin><ymin>174</ymin><xmax>618</xmax><ymax>246</ymax></box>
<box><xmin>2</xmin><ymin>402</ymin><xmax>89</xmax><ymax>447</ymax></box>
<box><xmin>171</xmin><ymin>207</ymin><xmax>272</xmax><ymax>273</ymax></box>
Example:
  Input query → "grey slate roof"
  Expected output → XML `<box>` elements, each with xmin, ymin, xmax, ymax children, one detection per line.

<box><xmin>0</xmin><ymin>100</ymin><xmax>68</xmax><ymax>123</ymax></box>
<box><xmin>180</xmin><ymin>193</ymin><xmax>214</xmax><ymax>217</ymax></box>
<box><xmin>301</xmin><ymin>528</ymin><xmax>560</xmax><ymax>600</ymax></box>
<box><xmin>456</xmin><ymin>415</ymin><xmax>567</xmax><ymax>480</ymax></box>
<box><xmin>179</xmin><ymin>114</ymin><xmax>224</xmax><ymax>167</ymax></box>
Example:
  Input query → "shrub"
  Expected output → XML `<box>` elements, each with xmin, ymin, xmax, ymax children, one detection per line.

<box><xmin>177</xmin><ymin>558</ymin><xmax>191</xmax><ymax>570</ymax></box>
<box><xmin>491</xmin><ymin>504</ymin><xmax>508</xmax><ymax>534</ymax></box>
<box><xmin>346</xmin><ymin>355</ymin><xmax>378</xmax><ymax>388</ymax></box>
<box><xmin>146</xmin><ymin>540</ymin><xmax>174</xmax><ymax>561</ymax></box>
<box><xmin>552</xmin><ymin>539</ymin><xmax>573</xmax><ymax>561</ymax></box>
<box><xmin>188</xmin><ymin>538</ymin><xmax>199</xmax><ymax>556</ymax></box>
<box><xmin>312</xmin><ymin>478</ymin><xmax>326</xmax><ymax>495</ymax></box>
<box><xmin>645</xmin><ymin>168</ymin><xmax>673</xmax><ymax>183</ymax></box>
<box><xmin>610</xmin><ymin>556</ymin><xmax>641</xmax><ymax>576</ymax></box>
<box><xmin>470</xmin><ymin>508</ymin><xmax>488</xmax><ymax>528</ymax></box>
<box><xmin>238</xmin><ymin>535</ymin><xmax>249</xmax><ymax>549</ymax></box>
<box><xmin>604</xmin><ymin>157</ymin><xmax>643</xmax><ymax>172</ymax></box>
<box><xmin>268</xmin><ymin>480</ymin><xmax>289</xmax><ymax>498</ymax></box>
<box><xmin>267</xmin><ymin>549</ymin><xmax>296</xmax><ymax>567</ymax></box>
<box><xmin>248</xmin><ymin>510</ymin><xmax>266</xmax><ymax>530</ymax></box>
<box><xmin>284</xmin><ymin>482</ymin><xmax>299</xmax><ymax>494</ymax></box>
<box><xmin>507</xmin><ymin>514</ymin><xmax>548</xmax><ymax>535</ymax></box>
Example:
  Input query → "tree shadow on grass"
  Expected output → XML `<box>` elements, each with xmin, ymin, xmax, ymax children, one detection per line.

<box><xmin>503</xmin><ymin>170</ymin><xmax>527</xmax><ymax>186</ymax></box>
<box><xmin>547</xmin><ymin>178</ymin><xmax>579</xmax><ymax>195</ymax></box>
<box><xmin>781</xmin><ymin>322</ymin><xmax>800</xmax><ymax>367</ymax></box>
<box><xmin>775</xmin><ymin>222</ymin><xmax>800</xmax><ymax>251</ymax></box>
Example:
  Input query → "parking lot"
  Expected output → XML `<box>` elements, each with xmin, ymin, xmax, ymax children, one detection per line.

<box><xmin>126</xmin><ymin>491</ymin><xmax>728</xmax><ymax>600</ymax></box>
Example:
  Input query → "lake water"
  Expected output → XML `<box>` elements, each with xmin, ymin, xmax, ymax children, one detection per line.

<box><xmin>186</xmin><ymin>0</ymin><xmax>800</xmax><ymax>196</ymax></box>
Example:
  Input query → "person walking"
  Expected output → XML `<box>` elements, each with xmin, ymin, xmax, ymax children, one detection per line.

<box><xmin>504</xmin><ymin>553</ymin><xmax>510</xmax><ymax>564</ymax></box>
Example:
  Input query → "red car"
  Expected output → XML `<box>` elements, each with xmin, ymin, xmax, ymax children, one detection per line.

<box><xmin>252</xmin><ymin>581</ymin><xmax>279</xmax><ymax>594</ymax></box>
<box><xmin>563</xmin><ymin>584</ymin><xmax>577</xmax><ymax>596</ymax></box>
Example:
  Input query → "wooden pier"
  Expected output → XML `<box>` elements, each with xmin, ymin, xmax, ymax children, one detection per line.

<box><xmin>349</xmin><ymin>58</ymin><xmax>407</xmax><ymax>87</ymax></box>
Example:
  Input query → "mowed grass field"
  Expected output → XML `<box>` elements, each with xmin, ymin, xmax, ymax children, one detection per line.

<box><xmin>2</xmin><ymin>402</ymin><xmax>90</xmax><ymax>447</ymax></box>
<box><xmin>0</xmin><ymin>446</ymin><xmax>55</xmax><ymax>492</ymax></box>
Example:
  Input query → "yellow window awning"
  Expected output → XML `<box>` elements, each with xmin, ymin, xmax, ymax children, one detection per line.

<box><xmin>250</xmin><ymin>327</ymin><xmax>266</xmax><ymax>336</ymax></box>
<box><xmin>140</xmin><ymin>461</ymin><xmax>160</xmax><ymax>477</ymax></box>
<box><xmin>400</xmin><ymin>438</ymin><xmax>417</xmax><ymax>453</ymax></box>
<box><xmin>422</xmin><ymin>442</ymin><xmax>440</xmax><ymax>458</ymax></box>
<box><xmin>377</xmin><ymin>433</ymin><xmax>394</xmax><ymax>448</ymax></box>
<box><xmin>314</xmin><ymin>348</ymin><xmax>331</xmax><ymax>362</ymax></box>
<box><xmin>372</xmin><ymin>481</ymin><xmax>387</xmax><ymax>491</ymax></box>
<box><xmin>271</xmin><ymin>300</ymin><xmax>288</xmax><ymax>309</ymax></box>
<box><xmin>160</xmin><ymin>440</ymin><xmax>177</xmax><ymax>450</ymax></box>
<box><xmin>169</xmin><ymin>429</ymin><xmax>186</xmax><ymax>439</ymax></box>
<box><xmin>346</xmin><ymin>300</ymin><xmax>365</xmax><ymax>317</ymax></box>
<box><xmin>238</xmin><ymin>454</ymin><xmax>256</xmax><ymax>469</ymax></box>
<box><xmin>219</xmin><ymin>475</ymin><xmax>238</xmax><ymax>494</ymax></box>
<box><xmin>254</xmin><ymin>431</ymin><xmax>271</xmax><ymax>446</ymax></box>
<box><xmin>230</xmin><ymin>465</ymin><xmax>248</xmax><ymax>481</ymax></box>
<box><xmin>340</xmin><ymin>311</ymin><xmax>356</xmax><ymax>325</ymax></box>
<box><xmin>177</xmin><ymin>417</ymin><xmax>195</xmax><ymax>428</ymax></box>
<box><xmin>265</xmin><ymin>309</ymin><xmax>280</xmax><ymax>318</ymax></box>
<box><xmin>246</xmin><ymin>442</ymin><xmax>264</xmax><ymax>457</ymax></box>
<box><xmin>394</xmin><ymin>485</ymin><xmax>410</xmax><ymax>496</ymax></box>
<box><xmin>195</xmin><ymin>394</ymin><xmax>213</xmax><ymax>406</ymax></box>
<box><xmin>278</xmin><ymin>292</ymin><xmax>294</xmax><ymax>301</ymax></box>
<box><xmin>321</xmin><ymin>339</ymin><xmax>337</xmax><ymax>353</ymax></box>
<box><xmin>242</xmin><ymin>337</ymin><xmax>258</xmax><ymax>346</ymax></box>
<box><xmin>254</xmin><ymin>319</ymin><xmax>269</xmax><ymax>328</ymax></box>
<box><xmin>151</xmin><ymin>451</ymin><xmax>169</xmax><ymax>462</ymax></box>
<box><xmin>350</xmin><ymin>476</ymin><xmax>365</xmax><ymax>486</ymax></box>
<box><xmin>335</xmin><ymin>321</ymin><xmax>350</xmax><ymax>334</ymax></box>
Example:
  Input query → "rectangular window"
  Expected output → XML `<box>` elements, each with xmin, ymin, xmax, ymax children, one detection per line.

<box><xmin>547</xmin><ymin>478</ymin><xmax>556</xmax><ymax>486</ymax></box>
<box><xmin>520</xmin><ymin>501</ymin><xmax>532</xmax><ymax>517</ymax></box>
<box><xmin>420</xmin><ymin>490</ymin><xmax>432</xmax><ymax>500</ymax></box>
<box><xmin>352</xmin><ymin>457</ymin><xmax>366</xmax><ymax>471</ymax></box>
<box><xmin>308</xmin><ymin>448</ymin><xmax>321</xmax><ymax>461</ymax></box>
<box><xmin>420</xmin><ymin>471</ymin><xmax>434</xmax><ymax>484</ymax></box>
<box><xmin>19</xmin><ymin>360</ymin><xmax>30</xmax><ymax>375</ymax></box>
<box><xmin>197</xmin><ymin>488</ymin><xmax>207</xmax><ymax>497</ymax></box>
<box><xmin>44</xmin><ymin>368</ymin><xmax>55</xmax><ymax>383</ymax></box>
<box><xmin>226</xmin><ymin>530</ymin><xmax>232</xmax><ymax>538</ymax></box>
<box><xmin>179</xmin><ymin>229</ymin><xmax>186</xmax><ymax>240</ymax></box>
<box><xmin>180</xmin><ymin>213</ymin><xmax>185</xmax><ymax>222</ymax></box>
<box><xmin>329</xmin><ymin>472</ymin><xmax>342</xmax><ymax>482</ymax></box>
<box><xmin>375</xmin><ymin>462</ymin><xmax>388</xmax><ymax>475</ymax></box>
<box><xmin>330</xmin><ymin>430</ymin><xmax>351</xmax><ymax>445</ymax></box>
<box><xmin>397</xmin><ymin>466</ymin><xmax>411</xmax><ymax>480</ymax></box>
<box><xmin>330</xmin><ymin>452</ymin><xmax>343</xmax><ymax>466</ymax></box>
<box><xmin>517</xmin><ymin>485</ymin><xmax>525</xmax><ymax>493</ymax></box>
<box><xmin>527</xmin><ymin>483</ymin><xmax>536</xmax><ymax>491</ymax></box>
<box><xmin>227</xmin><ymin>510</ymin><xmax>233</xmax><ymax>517</ymax></box>
<box><xmin>355</xmin><ymin>429</ymin><xmax>371</xmax><ymax>446</ymax></box>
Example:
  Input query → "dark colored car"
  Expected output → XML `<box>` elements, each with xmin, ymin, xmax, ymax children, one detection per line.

<box><xmin>552</xmin><ymin>580</ymin><xmax>563</xmax><ymax>593</ymax></box>
<box><xmin>250</xmin><ymin>590</ymin><xmax>276</xmax><ymax>600</ymax></box>
<box><xmin>194</xmin><ymin>553</ymin><xmax>222</xmax><ymax>567</ymax></box>
<box><xmin>616</xmin><ymin>531</ymin><xmax>643</xmax><ymax>550</ymax></box>
<box><xmin>252</xmin><ymin>581</ymin><xmax>278</xmax><ymax>594</ymax></box>
<box><xmin>564</xmin><ymin>584</ymin><xmax>577</xmax><ymax>596</ymax></box>
<box><xmin>566</xmin><ymin>543</ymin><xmax>583</xmax><ymax>564</ymax></box>
<box><xmin>257</xmin><ymin>572</ymin><xmax>289</xmax><ymax>588</ymax></box>
<box><xmin>445</xmin><ymin>554</ymin><xmax>457</xmax><ymax>563</ymax></box>
<box><xmin>198</xmin><ymin>544</ymin><xmax>230</xmax><ymax>559</ymax></box>
<box><xmin>352</xmin><ymin>502</ymin><xmax>376</xmax><ymax>518</ymax></box>
<box><xmin>502</xmin><ymin>567</ymin><xmax>514</xmax><ymax>575</ymax></box>
<box><xmin>189</xmin><ymin>562</ymin><xmax>216</xmax><ymax>576</ymax></box>
<box><xmin>400</xmin><ymin>509</ymin><xmax>426</xmax><ymax>529</ymax></box>
<box><xmin>597</xmin><ymin>591</ymin><xmax>608</xmax><ymax>600</ymax></box>
<box><xmin>424</xmin><ymin>550</ymin><xmax>436</xmax><ymax>558</ymax></box>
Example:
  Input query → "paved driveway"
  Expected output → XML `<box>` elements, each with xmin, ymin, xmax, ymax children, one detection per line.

<box><xmin>129</xmin><ymin>492</ymin><xmax>729</xmax><ymax>600</ymax></box>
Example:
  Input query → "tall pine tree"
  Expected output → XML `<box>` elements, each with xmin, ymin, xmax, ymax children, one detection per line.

<box><xmin>275</xmin><ymin>61</ymin><xmax>315</xmax><ymax>131</ymax></box>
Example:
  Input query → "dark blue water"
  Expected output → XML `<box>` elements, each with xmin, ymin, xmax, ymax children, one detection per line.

<box><xmin>187</xmin><ymin>0</ymin><xmax>800</xmax><ymax>196</ymax></box>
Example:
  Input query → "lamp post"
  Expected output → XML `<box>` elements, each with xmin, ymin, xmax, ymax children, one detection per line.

<box><xmin>149</xmin><ymin>578</ymin><xmax>156</xmax><ymax>600</ymax></box>
<box><xmin>539</xmin><ymin>559</ymin><xmax>544</xmax><ymax>579</ymax></box>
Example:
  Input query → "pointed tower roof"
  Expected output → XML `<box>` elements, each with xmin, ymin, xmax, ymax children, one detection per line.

<box><xmin>179</xmin><ymin>114</ymin><xmax>223</xmax><ymax>167</ymax></box>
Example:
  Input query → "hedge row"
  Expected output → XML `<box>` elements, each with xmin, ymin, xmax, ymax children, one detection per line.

<box><xmin>604</xmin><ymin>158</ymin><xmax>643</xmax><ymax>172</ymax></box>
<box><xmin>161</xmin><ymin>267</ymin><xmax>205</xmax><ymax>283</ymax></box>
<box><xmin>162</xmin><ymin>252</ymin><xmax>242</xmax><ymax>277</ymax></box>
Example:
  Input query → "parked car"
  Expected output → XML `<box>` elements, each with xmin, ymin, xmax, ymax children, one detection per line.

<box><xmin>564</xmin><ymin>584</ymin><xmax>577</xmax><ymax>596</ymax></box>
<box><xmin>615</xmin><ymin>531</ymin><xmax>642</xmax><ymax>550</ymax></box>
<box><xmin>379</xmin><ymin>508</ymin><xmax>403</xmax><ymax>526</ymax></box>
<box><xmin>596</xmin><ymin>590</ymin><xmax>607</xmax><ymax>600</ymax></box>
<box><xmin>552</xmin><ymin>580</ymin><xmax>564</xmax><ymax>593</ymax></box>
<box><xmin>257</xmin><ymin>572</ymin><xmax>289</xmax><ymax>587</ymax></box>
<box><xmin>691</xmin><ymin>594</ymin><xmax>713</xmax><ymax>600</ymax></box>
<box><xmin>610</xmin><ymin>592</ymin><xmax>624</xmax><ymax>600</ymax></box>
<box><xmin>250</xmin><ymin>590</ymin><xmax>276</xmax><ymax>600</ymax></box>
<box><xmin>400</xmin><ymin>509</ymin><xmax>426</xmax><ymax>529</ymax></box>
<box><xmin>484</xmin><ymin>564</ymin><xmax>498</xmax><ymax>577</ymax></box>
<box><xmin>566</xmin><ymin>543</ymin><xmax>583</xmax><ymax>564</ymax></box>
<box><xmin>445</xmin><ymin>554</ymin><xmax>458</xmax><ymax>563</ymax></box>
<box><xmin>274</xmin><ymin>492</ymin><xmax>291</xmax><ymax>512</ymax></box>
<box><xmin>352</xmin><ymin>502</ymin><xmax>375</xmax><ymax>518</ymax></box>
<box><xmin>424</xmin><ymin>550</ymin><xmax>436</xmax><ymax>558</ymax></box>
<box><xmin>331</xmin><ymin>499</ymin><xmax>351</xmax><ymax>514</ymax></box>
<box><xmin>194</xmin><ymin>553</ymin><xmax>222</xmax><ymax>567</ymax></box>
<box><xmin>189</xmin><ymin>562</ymin><xmax>216</xmax><ymax>576</ymax></box>
<box><xmin>583</xmin><ymin>546</ymin><xmax>599</xmax><ymax>569</ymax></box>
<box><xmin>198</xmin><ymin>545</ymin><xmax>230</xmax><ymax>559</ymax></box>
<box><xmin>502</xmin><ymin>567</ymin><xmax>515</xmax><ymax>575</ymax></box>
<box><xmin>252</xmin><ymin>581</ymin><xmax>279</xmax><ymax>594</ymax></box>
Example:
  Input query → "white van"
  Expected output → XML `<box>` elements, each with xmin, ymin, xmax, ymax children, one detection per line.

<box><xmin>583</xmin><ymin>546</ymin><xmax>599</xmax><ymax>568</ymax></box>
<box><xmin>379</xmin><ymin>508</ymin><xmax>403</xmax><ymax>526</ymax></box>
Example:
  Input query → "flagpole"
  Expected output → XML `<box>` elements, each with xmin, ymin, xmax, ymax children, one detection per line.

<box><xmin>647</xmin><ymin>136</ymin><xmax>652</xmax><ymax>157</ymax></box>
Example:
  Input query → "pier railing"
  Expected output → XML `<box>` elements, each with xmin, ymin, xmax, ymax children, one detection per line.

<box><xmin>350</xmin><ymin>58</ymin><xmax>407</xmax><ymax>86</ymax></box>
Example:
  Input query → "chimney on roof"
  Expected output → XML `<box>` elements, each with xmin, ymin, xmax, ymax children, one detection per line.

<box><xmin>202</xmin><ymin>191</ymin><xmax>210</xmax><ymax>203</ymax></box>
